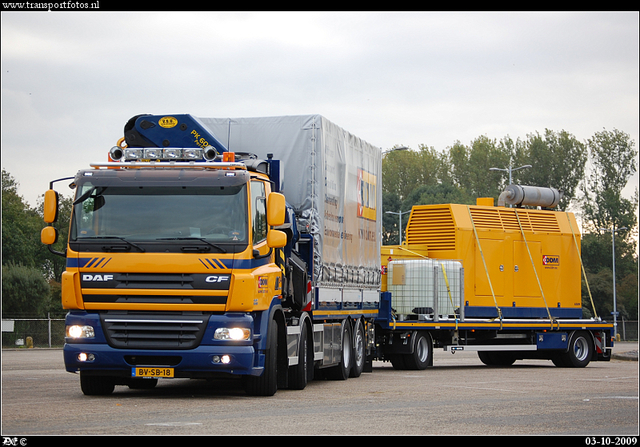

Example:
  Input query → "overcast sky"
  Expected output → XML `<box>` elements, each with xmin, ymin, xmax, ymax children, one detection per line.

<box><xmin>2</xmin><ymin>11</ymin><xmax>638</xmax><ymax>208</ymax></box>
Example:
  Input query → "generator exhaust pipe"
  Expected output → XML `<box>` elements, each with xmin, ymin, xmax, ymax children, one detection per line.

<box><xmin>498</xmin><ymin>185</ymin><xmax>562</xmax><ymax>208</ymax></box>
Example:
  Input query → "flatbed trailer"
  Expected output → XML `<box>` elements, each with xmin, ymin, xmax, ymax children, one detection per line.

<box><xmin>371</xmin><ymin>201</ymin><xmax>614</xmax><ymax>370</ymax></box>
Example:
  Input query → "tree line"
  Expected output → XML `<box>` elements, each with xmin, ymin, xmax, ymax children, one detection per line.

<box><xmin>2</xmin><ymin>168</ymin><xmax>71</xmax><ymax>319</ymax></box>
<box><xmin>382</xmin><ymin>127</ymin><xmax>637</xmax><ymax>321</ymax></box>
<box><xmin>2</xmin><ymin>127</ymin><xmax>637</xmax><ymax>322</ymax></box>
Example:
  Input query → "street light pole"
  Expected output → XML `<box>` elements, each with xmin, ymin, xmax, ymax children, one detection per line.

<box><xmin>386</xmin><ymin>210</ymin><xmax>411</xmax><ymax>244</ymax></box>
<box><xmin>599</xmin><ymin>225</ymin><xmax>627</xmax><ymax>341</ymax></box>
<box><xmin>489</xmin><ymin>164</ymin><xmax>532</xmax><ymax>185</ymax></box>
<box><xmin>382</xmin><ymin>146</ymin><xmax>409</xmax><ymax>156</ymax></box>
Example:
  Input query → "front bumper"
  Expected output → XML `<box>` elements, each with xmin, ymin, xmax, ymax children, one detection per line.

<box><xmin>63</xmin><ymin>311</ymin><xmax>265</xmax><ymax>378</ymax></box>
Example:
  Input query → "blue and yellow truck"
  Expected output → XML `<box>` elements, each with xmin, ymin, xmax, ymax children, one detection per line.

<box><xmin>41</xmin><ymin>114</ymin><xmax>613</xmax><ymax>396</ymax></box>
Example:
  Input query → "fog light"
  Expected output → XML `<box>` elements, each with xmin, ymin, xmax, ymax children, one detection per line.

<box><xmin>77</xmin><ymin>352</ymin><xmax>95</xmax><ymax>362</ymax></box>
<box><xmin>212</xmin><ymin>355</ymin><xmax>231</xmax><ymax>364</ymax></box>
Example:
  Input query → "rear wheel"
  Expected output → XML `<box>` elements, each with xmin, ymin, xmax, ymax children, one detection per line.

<box><xmin>350</xmin><ymin>319</ymin><xmax>365</xmax><ymax>378</ymax></box>
<box><xmin>327</xmin><ymin>321</ymin><xmax>352</xmax><ymax>380</ymax></box>
<box><xmin>553</xmin><ymin>331</ymin><xmax>592</xmax><ymax>368</ymax></box>
<box><xmin>288</xmin><ymin>322</ymin><xmax>312</xmax><ymax>390</ymax></box>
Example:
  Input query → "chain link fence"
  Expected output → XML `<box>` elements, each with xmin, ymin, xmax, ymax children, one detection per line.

<box><xmin>2</xmin><ymin>315</ymin><xmax>66</xmax><ymax>348</ymax></box>
<box><xmin>616</xmin><ymin>319</ymin><xmax>638</xmax><ymax>342</ymax></box>
<box><xmin>2</xmin><ymin>316</ymin><xmax>637</xmax><ymax>349</ymax></box>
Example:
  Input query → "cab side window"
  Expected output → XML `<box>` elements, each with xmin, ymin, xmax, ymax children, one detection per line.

<box><xmin>251</xmin><ymin>181</ymin><xmax>267</xmax><ymax>244</ymax></box>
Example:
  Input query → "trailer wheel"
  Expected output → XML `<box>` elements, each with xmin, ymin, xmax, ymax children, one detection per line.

<box><xmin>327</xmin><ymin>321</ymin><xmax>353</xmax><ymax>380</ymax></box>
<box><xmin>80</xmin><ymin>373</ymin><xmax>115</xmax><ymax>396</ymax></box>
<box><xmin>244</xmin><ymin>318</ymin><xmax>279</xmax><ymax>396</ymax></box>
<box><xmin>389</xmin><ymin>354</ymin><xmax>407</xmax><ymax>370</ymax></box>
<box><xmin>350</xmin><ymin>319</ymin><xmax>365</xmax><ymax>378</ymax></box>
<box><xmin>478</xmin><ymin>351</ymin><xmax>516</xmax><ymax>366</ymax></box>
<box><xmin>553</xmin><ymin>331</ymin><xmax>592</xmax><ymax>368</ymax></box>
<box><xmin>404</xmin><ymin>332</ymin><xmax>432</xmax><ymax>370</ymax></box>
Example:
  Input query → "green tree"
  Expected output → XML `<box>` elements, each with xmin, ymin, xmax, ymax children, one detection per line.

<box><xmin>448</xmin><ymin>136</ymin><xmax>512</xmax><ymax>200</ymax></box>
<box><xmin>382</xmin><ymin>191</ymin><xmax>402</xmax><ymax>245</ymax></box>
<box><xmin>2</xmin><ymin>262</ymin><xmax>51</xmax><ymax>317</ymax></box>
<box><xmin>2</xmin><ymin>169</ymin><xmax>72</xmax><ymax>317</ymax></box>
<box><xmin>579</xmin><ymin>129</ymin><xmax>638</xmax><ymax>323</ymax></box>
<box><xmin>36</xmin><ymin>192</ymin><xmax>73</xmax><ymax>280</ymax></box>
<box><xmin>515</xmin><ymin>129</ymin><xmax>587</xmax><ymax>210</ymax></box>
<box><xmin>2</xmin><ymin>169</ymin><xmax>43</xmax><ymax>268</ymax></box>
<box><xmin>581</xmin><ymin>128</ymin><xmax>638</xmax><ymax>232</ymax></box>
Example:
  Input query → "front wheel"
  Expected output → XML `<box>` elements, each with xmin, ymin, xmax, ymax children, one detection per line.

<box><xmin>80</xmin><ymin>373</ymin><xmax>115</xmax><ymax>396</ymax></box>
<box><xmin>244</xmin><ymin>319</ymin><xmax>279</xmax><ymax>396</ymax></box>
<box><xmin>404</xmin><ymin>332</ymin><xmax>432</xmax><ymax>370</ymax></box>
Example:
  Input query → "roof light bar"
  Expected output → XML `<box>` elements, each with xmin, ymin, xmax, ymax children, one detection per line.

<box><xmin>109</xmin><ymin>146</ymin><xmax>219</xmax><ymax>163</ymax></box>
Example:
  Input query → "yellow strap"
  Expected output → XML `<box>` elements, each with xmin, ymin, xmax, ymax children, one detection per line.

<box><xmin>467</xmin><ymin>206</ymin><xmax>503</xmax><ymax>328</ymax></box>
<box><xmin>566</xmin><ymin>212</ymin><xmax>598</xmax><ymax>319</ymax></box>
<box><xmin>439</xmin><ymin>261</ymin><xmax>459</xmax><ymax>332</ymax></box>
<box><xmin>514</xmin><ymin>209</ymin><xmax>558</xmax><ymax>330</ymax></box>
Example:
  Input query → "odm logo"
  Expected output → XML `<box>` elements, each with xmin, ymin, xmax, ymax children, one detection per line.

<box><xmin>542</xmin><ymin>255</ymin><xmax>560</xmax><ymax>266</ymax></box>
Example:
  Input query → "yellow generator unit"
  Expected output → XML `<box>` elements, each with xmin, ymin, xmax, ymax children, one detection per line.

<box><xmin>400</xmin><ymin>192</ymin><xmax>582</xmax><ymax>319</ymax></box>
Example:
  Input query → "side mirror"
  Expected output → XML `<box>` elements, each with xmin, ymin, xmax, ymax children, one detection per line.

<box><xmin>43</xmin><ymin>189</ymin><xmax>59</xmax><ymax>223</ymax></box>
<box><xmin>267</xmin><ymin>192</ymin><xmax>285</xmax><ymax>227</ymax></box>
<box><xmin>267</xmin><ymin>229</ymin><xmax>287</xmax><ymax>249</ymax></box>
<box><xmin>41</xmin><ymin>226</ymin><xmax>59</xmax><ymax>245</ymax></box>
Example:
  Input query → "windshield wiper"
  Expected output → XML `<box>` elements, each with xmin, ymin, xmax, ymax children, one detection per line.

<box><xmin>79</xmin><ymin>236</ymin><xmax>146</xmax><ymax>253</ymax></box>
<box><xmin>156</xmin><ymin>237</ymin><xmax>228</xmax><ymax>253</ymax></box>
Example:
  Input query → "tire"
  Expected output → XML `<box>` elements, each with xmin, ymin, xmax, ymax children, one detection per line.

<box><xmin>478</xmin><ymin>351</ymin><xmax>516</xmax><ymax>366</ymax></box>
<box><xmin>80</xmin><ymin>373</ymin><xmax>115</xmax><ymax>396</ymax></box>
<box><xmin>350</xmin><ymin>319</ymin><xmax>365</xmax><ymax>378</ymax></box>
<box><xmin>288</xmin><ymin>322</ymin><xmax>311</xmax><ymax>390</ymax></box>
<box><xmin>389</xmin><ymin>354</ymin><xmax>407</xmax><ymax>370</ymax></box>
<box><xmin>244</xmin><ymin>319</ymin><xmax>279</xmax><ymax>396</ymax></box>
<box><xmin>554</xmin><ymin>331</ymin><xmax>592</xmax><ymax>368</ymax></box>
<box><xmin>327</xmin><ymin>321</ymin><xmax>352</xmax><ymax>380</ymax></box>
<box><xmin>403</xmin><ymin>332</ymin><xmax>432</xmax><ymax>370</ymax></box>
<box><xmin>127</xmin><ymin>378</ymin><xmax>158</xmax><ymax>390</ymax></box>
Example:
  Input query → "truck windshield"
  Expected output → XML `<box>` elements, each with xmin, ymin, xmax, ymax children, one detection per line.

<box><xmin>70</xmin><ymin>184</ymin><xmax>248</xmax><ymax>247</ymax></box>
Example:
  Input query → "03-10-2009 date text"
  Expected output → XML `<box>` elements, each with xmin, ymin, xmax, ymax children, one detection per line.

<box><xmin>585</xmin><ymin>438</ymin><xmax>637</xmax><ymax>446</ymax></box>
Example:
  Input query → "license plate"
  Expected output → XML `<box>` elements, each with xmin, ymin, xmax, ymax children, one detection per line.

<box><xmin>132</xmin><ymin>367</ymin><xmax>174</xmax><ymax>378</ymax></box>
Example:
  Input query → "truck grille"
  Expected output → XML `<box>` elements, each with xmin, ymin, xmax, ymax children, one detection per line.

<box><xmin>100</xmin><ymin>311</ymin><xmax>210</xmax><ymax>350</ymax></box>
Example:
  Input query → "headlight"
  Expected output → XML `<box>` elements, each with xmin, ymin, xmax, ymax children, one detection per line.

<box><xmin>214</xmin><ymin>327</ymin><xmax>251</xmax><ymax>341</ymax></box>
<box><xmin>66</xmin><ymin>325</ymin><xmax>95</xmax><ymax>339</ymax></box>
<box><xmin>163</xmin><ymin>148</ymin><xmax>183</xmax><ymax>159</ymax></box>
<box><xmin>182</xmin><ymin>148</ymin><xmax>203</xmax><ymax>160</ymax></box>
<box><xmin>124</xmin><ymin>148</ymin><xmax>144</xmax><ymax>160</ymax></box>
<box><xmin>144</xmin><ymin>148</ymin><xmax>163</xmax><ymax>159</ymax></box>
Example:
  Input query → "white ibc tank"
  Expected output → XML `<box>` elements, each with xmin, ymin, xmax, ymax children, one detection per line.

<box><xmin>387</xmin><ymin>259</ymin><xmax>463</xmax><ymax>317</ymax></box>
